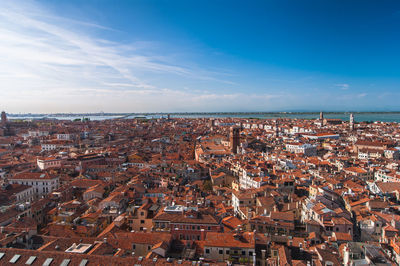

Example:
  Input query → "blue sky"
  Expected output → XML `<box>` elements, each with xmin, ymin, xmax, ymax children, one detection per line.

<box><xmin>0</xmin><ymin>0</ymin><xmax>399</xmax><ymax>113</ymax></box>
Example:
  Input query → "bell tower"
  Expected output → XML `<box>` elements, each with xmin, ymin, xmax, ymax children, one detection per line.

<box><xmin>229</xmin><ymin>127</ymin><xmax>240</xmax><ymax>154</ymax></box>
<box><xmin>1</xmin><ymin>111</ymin><xmax>6</xmax><ymax>126</ymax></box>
<box><xmin>350</xmin><ymin>113</ymin><xmax>354</xmax><ymax>131</ymax></box>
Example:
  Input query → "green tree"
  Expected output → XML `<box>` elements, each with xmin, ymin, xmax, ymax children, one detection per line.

<box><xmin>203</xmin><ymin>180</ymin><xmax>213</xmax><ymax>191</ymax></box>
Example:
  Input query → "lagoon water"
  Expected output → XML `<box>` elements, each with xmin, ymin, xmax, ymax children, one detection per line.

<box><xmin>166</xmin><ymin>112</ymin><xmax>400</xmax><ymax>122</ymax></box>
<box><xmin>8</xmin><ymin>112</ymin><xmax>400</xmax><ymax>123</ymax></box>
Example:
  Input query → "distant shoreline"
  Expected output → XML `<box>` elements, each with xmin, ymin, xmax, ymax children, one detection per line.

<box><xmin>5</xmin><ymin>111</ymin><xmax>400</xmax><ymax>123</ymax></box>
<box><xmin>7</xmin><ymin>111</ymin><xmax>400</xmax><ymax>117</ymax></box>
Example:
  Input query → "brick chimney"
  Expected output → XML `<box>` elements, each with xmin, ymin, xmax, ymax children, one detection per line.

<box><xmin>200</xmin><ymin>229</ymin><xmax>206</xmax><ymax>240</ymax></box>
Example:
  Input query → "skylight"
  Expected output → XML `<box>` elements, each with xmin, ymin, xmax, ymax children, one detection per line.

<box><xmin>43</xmin><ymin>258</ymin><xmax>53</xmax><ymax>266</ymax></box>
<box><xmin>9</xmin><ymin>254</ymin><xmax>21</xmax><ymax>263</ymax></box>
<box><xmin>26</xmin><ymin>256</ymin><xmax>37</xmax><ymax>265</ymax></box>
<box><xmin>60</xmin><ymin>259</ymin><xmax>71</xmax><ymax>266</ymax></box>
<box><xmin>79</xmin><ymin>259</ymin><xmax>88</xmax><ymax>266</ymax></box>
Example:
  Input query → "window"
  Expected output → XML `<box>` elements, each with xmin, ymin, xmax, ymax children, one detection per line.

<box><xmin>208</xmin><ymin>226</ymin><xmax>211</xmax><ymax>230</ymax></box>
<box><xmin>241</xmin><ymin>251</ymin><xmax>245</xmax><ymax>255</ymax></box>
<box><xmin>336</xmin><ymin>227</ymin><xmax>339</xmax><ymax>232</ymax></box>
<box><xmin>226</xmin><ymin>250</ymin><xmax>230</xmax><ymax>254</ymax></box>
<box><xmin>205</xmin><ymin>249</ymin><xmax>210</xmax><ymax>254</ymax></box>
<box><xmin>219</xmin><ymin>250</ymin><xmax>223</xmax><ymax>254</ymax></box>
<box><xmin>249</xmin><ymin>251</ymin><xmax>253</xmax><ymax>256</ymax></box>
<box><xmin>148</xmin><ymin>246</ymin><xmax>151</xmax><ymax>250</ymax></box>
<box><xmin>140</xmin><ymin>220</ymin><xmax>145</xmax><ymax>224</ymax></box>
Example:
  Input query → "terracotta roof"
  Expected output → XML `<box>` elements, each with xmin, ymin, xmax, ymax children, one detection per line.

<box><xmin>204</xmin><ymin>232</ymin><xmax>256</xmax><ymax>248</ymax></box>
<box><xmin>0</xmin><ymin>247</ymin><xmax>196</xmax><ymax>265</ymax></box>
<box><xmin>153</xmin><ymin>211</ymin><xmax>219</xmax><ymax>225</ymax></box>
<box><xmin>10</xmin><ymin>172</ymin><xmax>57</xmax><ymax>180</ymax></box>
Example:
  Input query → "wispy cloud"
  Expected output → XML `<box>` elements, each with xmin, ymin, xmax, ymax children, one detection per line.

<box><xmin>335</xmin><ymin>83</ymin><xmax>350</xmax><ymax>90</ymax></box>
<box><xmin>1</xmin><ymin>1</ymin><xmax>389</xmax><ymax>113</ymax></box>
<box><xmin>0</xmin><ymin>1</ymin><xmax>243</xmax><ymax>112</ymax></box>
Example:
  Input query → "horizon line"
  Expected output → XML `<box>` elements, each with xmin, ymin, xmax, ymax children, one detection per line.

<box><xmin>6</xmin><ymin>111</ymin><xmax>400</xmax><ymax>116</ymax></box>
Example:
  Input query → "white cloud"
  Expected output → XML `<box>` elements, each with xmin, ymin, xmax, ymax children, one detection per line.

<box><xmin>0</xmin><ymin>1</ymin><xmax>245</xmax><ymax>113</ymax></box>
<box><xmin>335</xmin><ymin>83</ymin><xmax>350</xmax><ymax>90</ymax></box>
<box><xmin>3</xmin><ymin>1</ymin><xmax>382</xmax><ymax>113</ymax></box>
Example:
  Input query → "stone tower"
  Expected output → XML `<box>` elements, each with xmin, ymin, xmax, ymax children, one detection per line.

<box><xmin>210</xmin><ymin>119</ymin><xmax>216</xmax><ymax>128</ymax></box>
<box><xmin>350</xmin><ymin>113</ymin><xmax>354</xmax><ymax>131</ymax></box>
<box><xmin>1</xmin><ymin>111</ymin><xmax>6</xmax><ymax>126</ymax></box>
<box><xmin>229</xmin><ymin>127</ymin><xmax>240</xmax><ymax>154</ymax></box>
<box><xmin>319</xmin><ymin>111</ymin><xmax>326</xmax><ymax>126</ymax></box>
<box><xmin>275</xmin><ymin>120</ymin><xmax>279</xmax><ymax>138</ymax></box>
